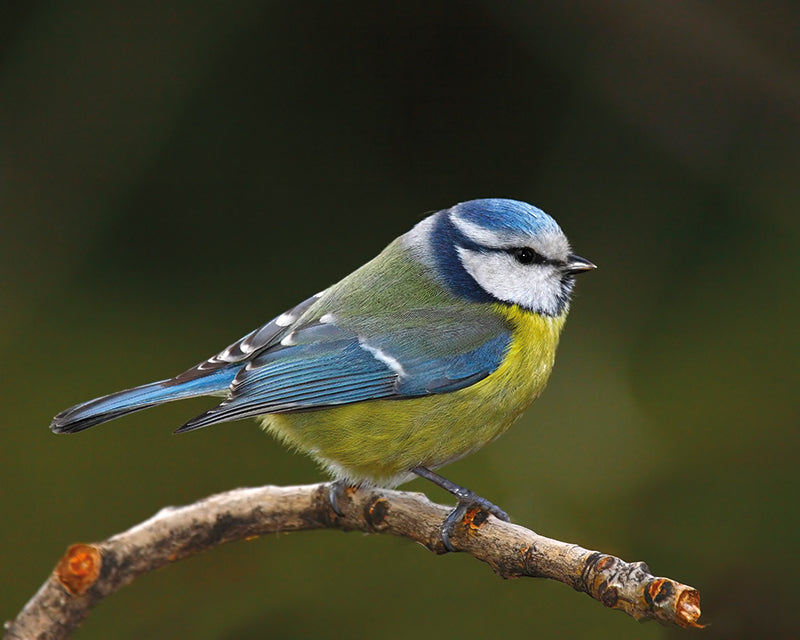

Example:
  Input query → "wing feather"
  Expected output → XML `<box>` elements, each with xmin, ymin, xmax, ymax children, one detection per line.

<box><xmin>176</xmin><ymin>304</ymin><xmax>511</xmax><ymax>432</ymax></box>
<box><xmin>167</xmin><ymin>292</ymin><xmax>323</xmax><ymax>386</ymax></box>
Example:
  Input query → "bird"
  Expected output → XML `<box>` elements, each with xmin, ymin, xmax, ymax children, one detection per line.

<box><xmin>51</xmin><ymin>198</ymin><xmax>595</xmax><ymax>550</ymax></box>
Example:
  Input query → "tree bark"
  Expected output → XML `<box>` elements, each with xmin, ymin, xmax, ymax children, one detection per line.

<box><xmin>4</xmin><ymin>483</ymin><xmax>703</xmax><ymax>639</ymax></box>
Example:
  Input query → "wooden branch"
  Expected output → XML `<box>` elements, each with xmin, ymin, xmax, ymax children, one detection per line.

<box><xmin>4</xmin><ymin>483</ymin><xmax>703</xmax><ymax>639</ymax></box>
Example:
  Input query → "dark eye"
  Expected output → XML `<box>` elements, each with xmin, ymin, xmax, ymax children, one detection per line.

<box><xmin>512</xmin><ymin>247</ymin><xmax>538</xmax><ymax>265</ymax></box>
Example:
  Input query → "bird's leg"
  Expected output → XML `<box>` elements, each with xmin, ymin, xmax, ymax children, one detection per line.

<box><xmin>412</xmin><ymin>466</ymin><xmax>509</xmax><ymax>552</ymax></box>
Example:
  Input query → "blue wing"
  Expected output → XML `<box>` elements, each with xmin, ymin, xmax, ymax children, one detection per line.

<box><xmin>176</xmin><ymin>307</ymin><xmax>511</xmax><ymax>432</ymax></box>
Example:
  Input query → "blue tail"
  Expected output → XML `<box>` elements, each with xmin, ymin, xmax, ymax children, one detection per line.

<box><xmin>50</xmin><ymin>367</ymin><xmax>238</xmax><ymax>434</ymax></box>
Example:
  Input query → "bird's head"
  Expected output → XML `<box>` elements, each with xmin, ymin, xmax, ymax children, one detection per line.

<box><xmin>409</xmin><ymin>198</ymin><xmax>595</xmax><ymax>316</ymax></box>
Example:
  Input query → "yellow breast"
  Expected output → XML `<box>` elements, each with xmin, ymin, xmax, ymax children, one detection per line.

<box><xmin>261</xmin><ymin>305</ymin><xmax>567</xmax><ymax>486</ymax></box>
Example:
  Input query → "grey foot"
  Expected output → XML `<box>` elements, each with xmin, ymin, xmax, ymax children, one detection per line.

<box><xmin>440</xmin><ymin>490</ymin><xmax>510</xmax><ymax>552</ymax></box>
<box><xmin>411</xmin><ymin>466</ymin><xmax>510</xmax><ymax>552</ymax></box>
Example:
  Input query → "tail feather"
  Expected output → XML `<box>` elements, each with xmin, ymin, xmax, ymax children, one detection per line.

<box><xmin>51</xmin><ymin>367</ymin><xmax>237</xmax><ymax>434</ymax></box>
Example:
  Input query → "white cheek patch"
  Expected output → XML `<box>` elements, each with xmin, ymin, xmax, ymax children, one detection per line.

<box><xmin>456</xmin><ymin>247</ymin><xmax>564</xmax><ymax>315</ymax></box>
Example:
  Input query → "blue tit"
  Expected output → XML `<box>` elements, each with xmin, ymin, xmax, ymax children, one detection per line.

<box><xmin>52</xmin><ymin>198</ymin><xmax>595</xmax><ymax>549</ymax></box>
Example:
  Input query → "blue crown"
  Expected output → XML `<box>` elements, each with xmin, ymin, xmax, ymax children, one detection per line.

<box><xmin>450</xmin><ymin>198</ymin><xmax>563</xmax><ymax>237</ymax></box>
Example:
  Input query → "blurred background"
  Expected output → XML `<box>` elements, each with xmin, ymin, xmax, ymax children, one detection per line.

<box><xmin>1</xmin><ymin>1</ymin><xmax>797</xmax><ymax>638</ymax></box>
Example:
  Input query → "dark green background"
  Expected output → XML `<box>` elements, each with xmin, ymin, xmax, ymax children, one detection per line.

<box><xmin>2</xmin><ymin>2</ymin><xmax>797</xmax><ymax>638</ymax></box>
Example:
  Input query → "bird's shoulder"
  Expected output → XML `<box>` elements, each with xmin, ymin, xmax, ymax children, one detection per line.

<box><xmin>302</xmin><ymin>238</ymin><xmax>511</xmax><ymax>355</ymax></box>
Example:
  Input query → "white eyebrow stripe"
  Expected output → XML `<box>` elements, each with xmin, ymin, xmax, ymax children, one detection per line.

<box><xmin>450</xmin><ymin>213</ymin><xmax>529</xmax><ymax>248</ymax></box>
<box><xmin>359</xmin><ymin>342</ymin><xmax>407</xmax><ymax>377</ymax></box>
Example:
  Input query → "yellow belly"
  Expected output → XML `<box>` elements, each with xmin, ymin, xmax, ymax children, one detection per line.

<box><xmin>260</xmin><ymin>305</ymin><xmax>566</xmax><ymax>486</ymax></box>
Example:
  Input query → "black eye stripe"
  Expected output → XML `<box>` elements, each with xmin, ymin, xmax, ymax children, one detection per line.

<box><xmin>510</xmin><ymin>247</ymin><xmax>549</xmax><ymax>265</ymax></box>
<box><xmin>462</xmin><ymin>244</ymin><xmax>559</xmax><ymax>267</ymax></box>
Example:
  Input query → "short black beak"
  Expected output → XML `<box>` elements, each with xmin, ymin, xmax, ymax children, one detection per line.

<box><xmin>563</xmin><ymin>254</ymin><xmax>596</xmax><ymax>275</ymax></box>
